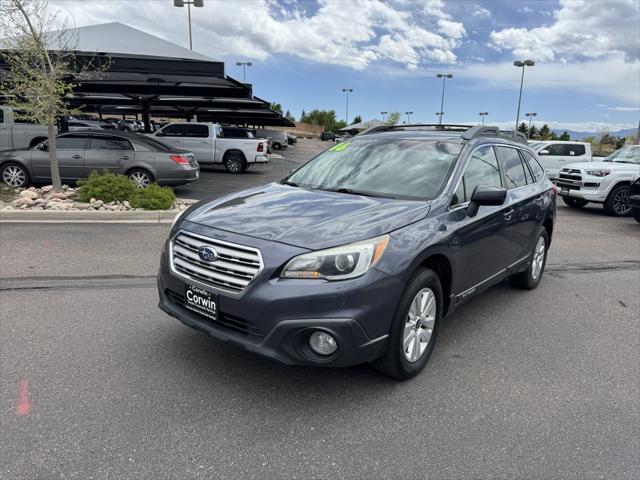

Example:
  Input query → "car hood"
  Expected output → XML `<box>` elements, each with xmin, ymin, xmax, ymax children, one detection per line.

<box><xmin>185</xmin><ymin>183</ymin><xmax>431</xmax><ymax>250</ymax></box>
<box><xmin>566</xmin><ymin>161</ymin><xmax>638</xmax><ymax>171</ymax></box>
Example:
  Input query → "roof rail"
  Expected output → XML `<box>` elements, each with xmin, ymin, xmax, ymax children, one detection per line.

<box><xmin>461</xmin><ymin>126</ymin><xmax>501</xmax><ymax>140</ymax></box>
<box><xmin>359</xmin><ymin>123</ymin><xmax>475</xmax><ymax>135</ymax></box>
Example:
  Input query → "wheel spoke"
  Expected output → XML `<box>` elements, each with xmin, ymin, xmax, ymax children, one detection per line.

<box><xmin>420</xmin><ymin>316</ymin><xmax>435</xmax><ymax>330</ymax></box>
<box><xmin>412</xmin><ymin>334</ymin><xmax>420</xmax><ymax>361</ymax></box>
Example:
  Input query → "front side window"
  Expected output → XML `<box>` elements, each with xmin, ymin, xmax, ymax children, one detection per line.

<box><xmin>499</xmin><ymin>147</ymin><xmax>528</xmax><ymax>189</ymax></box>
<box><xmin>451</xmin><ymin>146</ymin><xmax>502</xmax><ymax>205</ymax></box>
<box><xmin>542</xmin><ymin>144</ymin><xmax>566</xmax><ymax>156</ymax></box>
<box><xmin>89</xmin><ymin>136</ymin><xmax>132</xmax><ymax>150</ymax></box>
<box><xmin>286</xmin><ymin>139</ymin><xmax>462</xmax><ymax>200</ymax></box>
<box><xmin>161</xmin><ymin>124</ymin><xmax>186</xmax><ymax>136</ymax></box>
<box><xmin>56</xmin><ymin>135</ymin><xmax>87</xmax><ymax>150</ymax></box>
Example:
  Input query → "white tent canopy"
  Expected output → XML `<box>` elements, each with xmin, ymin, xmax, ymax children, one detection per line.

<box><xmin>339</xmin><ymin>119</ymin><xmax>385</xmax><ymax>131</ymax></box>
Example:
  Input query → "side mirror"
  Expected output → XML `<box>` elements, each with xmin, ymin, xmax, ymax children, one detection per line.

<box><xmin>466</xmin><ymin>186</ymin><xmax>507</xmax><ymax>217</ymax></box>
<box><xmin>539</xmin><ymin>149</ymin><xmax>549</xmax><ymax>155</ymax></box>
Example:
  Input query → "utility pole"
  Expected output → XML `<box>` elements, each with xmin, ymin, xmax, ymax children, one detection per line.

<box><xmin>436</xmin><ymin>73</ymin><xmax>453</xmax><ymax>125</ymax></box>
<box><xmin>513</xmin><ymin>60</ymin><xmax>535</xmax><ymax>131</ymax></box>
<box><xmin>342</xmin><ymin>88</ymin><xmax>353</xmax><ymax>124</ymax></box>
<box><xmin>173</xmin><ymin>0</ymin><xmax>204</xmax><ymax>50</ymax></box>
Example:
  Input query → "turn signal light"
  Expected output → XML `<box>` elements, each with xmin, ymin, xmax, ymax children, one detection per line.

<box><xmin>170</xmin><ymin>155</ymin><xmax>190</xmax><ymax>165</ymax></box>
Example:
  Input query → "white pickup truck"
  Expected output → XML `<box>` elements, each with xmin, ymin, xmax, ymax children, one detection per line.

<box><xmin>154</xmin><ymin>122</ymin><xmax>268</xmax><ymax>173</ymax></box>
<box><xmin>0</xmin><ymin>106</ymin><xmax>52</xmax><ymax>151</ymax></box>
<box><xmin>528</xmin><ymin>140</ymin><xmax>593</xmax><ymax>179</ymax></box>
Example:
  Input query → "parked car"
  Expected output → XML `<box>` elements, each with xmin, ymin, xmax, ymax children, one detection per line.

<box><xmin>0</xmin><ymin>131</ymin><xmax>199</xmax><ymax>188</ymax></box>
<box><xmin>67</xmin><ymin>119</ymin><xmax>113</xmax><ymax>132</ymax></box>
<box><xmin>254</xmin><ymin>128</ymin><xmax>288</xmax><ymax>150</ymax></box>
<box><xmin>0</xmin><ymin>105</ymin><xmax>51</xmax><ymax>151</ymax></box>
<box><xmin>286</xmin><ymin>132</ymin><xmax>297</xmax><ymax>145</ymax></box>
<box><xmin>629</xmin><ymin>177</ymin><xmax>640</xmax><ymax>223</ymax></box>
<box><xmin>154</xmin><ymin>122</ymin><xmax>268</xmax><ymax>173</ymax></box>
<box><xmin>157</xmin><ymin>125</ymin><xmax>555</xmax><ymax>380</ymax></box>
<box><xmin>320</xmin><ymin>131</ymin><xmax>337</xmax><ymax>141</ymax></box>
<box><xmin>530</xmin><ymin>141</ymin><xmax>593</xmax><ymax>179</ymax></box>
<box><xmin>117</xmin><ymin>119</ymin><xmax>140</xmax><ymax>132</ymax></box>
<box><xmin>555</xmin><ymin>144</ymin><xmax>640</xmax><ymax>216</ymax></box>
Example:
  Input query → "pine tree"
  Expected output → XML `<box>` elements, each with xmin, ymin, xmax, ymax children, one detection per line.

<box><xmin>517</xmin><ymin>122</ymin><xmax>529</xmax><ymax>135</ymax></box>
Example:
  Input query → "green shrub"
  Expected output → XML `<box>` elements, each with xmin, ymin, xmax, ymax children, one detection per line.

<box><xmin>77</xmin><ymin>171</ymin><xmax>136</xmax><ymax>203</ymax></box>
<box><xmin>129</xmin><ymin>183</ymin><xmax>176</xmax><ymax>210</ymax></box>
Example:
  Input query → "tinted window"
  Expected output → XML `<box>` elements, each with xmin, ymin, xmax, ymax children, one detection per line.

<box><xmin>161</xmin><ymin>124</ymin><xmax>187</xmax><ymax>136</ymax></box>
<box><xmin>451</xmin><ymin>146</ymin><xmax>502</xmax><ymax>205</ymax></box>
<box><xmin>0</xmin><ymin>110</ymin><xmax>4</xmax><ymax>123</ymax></box>
<box><xmin>56</xmin><ymin>135</ymin><xmax>87</xmax><ymax>150</ymax></box>
<box><xmin>287</xmin><ymin>139</ymin><xmax>462</xmax><ymax>200</ymax></box>
<box><xmin>499</xmin><ymin>147</ymin><xmax>528</xmax><ymax>189</ymax></box>
<box><xmin>185</xmin><ymin>124</ymin><xmax>209</xmax><ymax>137</ymax></box>
<box><xmin>543</xmin><ymin>144</ymin><xmax>585</xmax><ymax>156</ymax></box>
<box><xmin>567</xmin><ymin>144</ymin><xmax>585</xmax><ymax>156</ymax></box>
<box><xmin>89</xmin><ymin>136</ymin><xmax>132</xmax><ymax>150</ymax></box>
<box><xmin>522</xmin><ymin>151</ymin><xmax>545</xmax><ymax>182</ymax></box>
<box><xmin>222</xmin><ymin>127</ymin><xmax>251</xmax><ymax>138</ymax></box>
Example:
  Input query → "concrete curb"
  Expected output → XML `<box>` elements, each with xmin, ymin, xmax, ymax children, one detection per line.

<box><xmin>0</xmin><ymin>209</ymin><xmax>179</xmax><ymax>224</ymax></box>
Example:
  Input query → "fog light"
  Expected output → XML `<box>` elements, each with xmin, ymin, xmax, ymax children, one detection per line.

<box><xmin>308</xmin><ymin>331</ymin><xmax>338</xmax><ymax>356</ymax></box>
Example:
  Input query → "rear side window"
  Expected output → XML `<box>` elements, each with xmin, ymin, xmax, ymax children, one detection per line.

<box><xmin>451</xmin><ymin>146</ymin><xmax>502</xmax><ymax>205</ymax></box>
<box><xmin>56</xmin><ymin>135</ymin><xmax>88</xmax><ymax>150</ymax></box>
<box><xmin>89</xmin><ymin>136</ymin><xmax>132</xmax><ymax>150</ymax></box>
<box><xmin>567</xmin><ymin>144</ymin><xmax>585</xmax><ymax>156</ymax></box>
<box><xmin>498</xmin><ymin>147</ymin><xmax>528</xmax><ymax>189</ymax></box>
<box><xmin>522</xmin><ymin>151</ymin><xmax>545</xmax><ymax>182</ymax></box>
<box><xmin>185</xmin><ymin>125</ymin><xmax>209</xmax><ymax>138</ymax></box>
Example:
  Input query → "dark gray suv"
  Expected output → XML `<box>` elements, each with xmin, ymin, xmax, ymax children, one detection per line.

<box><xmin>157</xmin><ymin>125</ymin><xmax>556</xmax><ymax>379</ymax></box>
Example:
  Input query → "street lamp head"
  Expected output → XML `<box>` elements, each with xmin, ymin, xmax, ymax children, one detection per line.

<box><xmin>524</xmin><ymin>60</ymin><xmax>535</xmax><ymax>66</ymax></box>
<box><xmin>174</xmin><ymin>0</ymin><xmax>185</xmax><ymax>6</ymax></box>
<box><xmin>514</xmin><ymin>60</ymin><xmax>535</xmax><ymax>67</ymax></box>
<box><xmin>342</xmin><ymin>88</ymin><xmax>353</xmax><ymax>93</ymax></box>
<box><xmin>246</xmin><ymin>62</ymin><xmax>252</xmax><ymax>66</ymax></box>
<box><xmin>513</xmin><ymin>61</ymin><xmax>524</xmax><ymax>67</ymax></box>
<box><xmin>194</xmin><ymin>0</ymin><xmax>204</xmax><ymax>6</ymax></box>
<box><xmin>446</xmin><ymin>74</ymin><xmax>453</xmax><ymax>78</ymax></box>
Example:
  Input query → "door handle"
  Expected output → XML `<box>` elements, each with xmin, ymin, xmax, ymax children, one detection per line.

<box><xmin>121</xmin><ymin>155</ymin><xmax>129</xmax><ymax>160</ymax></box>
<box><xmin>72</xmin><ymin>154</ymin><xmax>81</xmax><ymax>159</ymax></box>
<box><xmin>503</xmin><ymin>208</ymin><xmax>515</xmax><ymax>221</ymax></box>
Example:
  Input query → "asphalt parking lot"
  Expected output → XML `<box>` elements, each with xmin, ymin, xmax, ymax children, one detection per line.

<box><xmin>1</xmin><ymin>140</ymin><xmax>639</xmax><ymax>479</ymax></box>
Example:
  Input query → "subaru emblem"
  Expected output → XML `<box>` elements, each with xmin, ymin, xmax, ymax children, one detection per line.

<box><xmin>197</xmin><ymin>246</ymin><xmax>218</xmax><ymax>263</ymax></box>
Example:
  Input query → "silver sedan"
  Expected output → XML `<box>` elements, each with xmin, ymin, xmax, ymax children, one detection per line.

<box><xmin>0</xmin><ymin>131</ymin><xmax>199</xmax><ymax>188</ymax></box>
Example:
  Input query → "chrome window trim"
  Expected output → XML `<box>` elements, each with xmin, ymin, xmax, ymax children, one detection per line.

<box><xmin>168</xmin><ymin>229</ymin><xmax>265</xmax><ymax>297</ymax></box>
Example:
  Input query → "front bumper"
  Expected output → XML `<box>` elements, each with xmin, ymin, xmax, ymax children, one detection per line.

<box><xmin>555</xmin><ymin>174</ymin><xmax>610</xmax><ymax>203</ymax></box>
<box><xmin>157</xmin><ymin>226</ymin><xmax>398</xmax><ymax>367</ymax></box>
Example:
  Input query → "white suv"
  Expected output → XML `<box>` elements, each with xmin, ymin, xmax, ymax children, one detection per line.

<box><xmin>555</xmin><ymin>145</ymin><xmax>640</xmax><ymax>216</ymax></box>
<box><xmin>530</xmin><ymin>141</ymin><xmax>592</xmax><ymax>179</ymax></box>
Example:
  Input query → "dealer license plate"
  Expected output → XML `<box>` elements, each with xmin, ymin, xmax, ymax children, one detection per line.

<box><xmin>184</xmin><ymin>284</ymin><xmax>217</xmax><ymax>321</ymax></box>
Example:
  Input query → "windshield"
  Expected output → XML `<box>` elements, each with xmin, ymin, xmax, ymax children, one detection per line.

<box><xmin>528</xmin><ymin>142</ymin><xmax>544</xmax><ymax>149</ymax></box>
<box><xmin>285</xmin><ymin>139</ymin><xmax>462</xmax><ymax>200</ymax></box>
<box><xmin>606</xmin><ymin>146</ymin><xmax>640</xmax><ymax>164</ymax></box>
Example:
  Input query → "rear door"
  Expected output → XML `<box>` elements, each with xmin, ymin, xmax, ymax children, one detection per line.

<box><xmin>84</xmin><ymin>135</ymin><xmax>134</xmax><ymax>176</ymax></box>
<box><xmin>495</xmin><ymin>146</ymin><xmax>541</xmax><ymax>267</ymax></box>
<box><xmin>181</xmin><ymin>124</ymin><xmax>213</xmax><ymax>163</ymax></box>
<box><xmin>449</xmin><ymin>145</ymin><xmax>512</xmax><ymax>295</ymax></box>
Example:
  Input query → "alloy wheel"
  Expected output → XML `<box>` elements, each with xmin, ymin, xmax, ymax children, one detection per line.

<box><xmin>2</xmin><ymin>165</ymin><xmax>27</xmax><ymax>187</ymax></box>
<box><xmin>612</xmin><ymin>188</ymin><xmax>630</xmax><ymax>215</ymax></box>
<box><xmin>226</xmin><ymin>155</ymin><xmax>243</xmax><ymax>173</ymax></box>
<box><xmin>129</xmin><ymin>171</ymin><xmax>151</xmax><ymax>188</ymax></box>
<box><xmin>403</xmin><ymin>288</ymin><xmax>436</xmax><ymax>363</ymax></box>
<box><xmin>531</xmin><ymin>236</ymin><xmax>546</xmax><ymax>280</ymax></box>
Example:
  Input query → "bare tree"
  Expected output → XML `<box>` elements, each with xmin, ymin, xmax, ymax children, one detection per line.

<box><xmin>1</xmin><ymin>0</ymin><xmax>106</xmax><ymax>192</ymax></box>
<box><xmin>596</xmin><ymin>126</ymin><xmax>609</xmax><ymax>156</ymax></box>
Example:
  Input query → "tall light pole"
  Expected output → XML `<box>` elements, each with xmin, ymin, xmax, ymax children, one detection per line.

<box><xmin>513</xmin><ymin>60</ymin><xmax>535</xmax><ymax>131</ymax></box>
<box><xmin>479</xmin><ymin>112</ymin><xmax>489</xmax><ymax>125</ymax></box>
<box><xmin>405</xmin><ymin>111</ymin><xmax>413</xmax><ymax>123</ymax></box>
<box><xmin>342</xmin><ymin>88</ymin><xmax>353</xmax><ymax>124</ymax></box>
<box><xmin>236</xmin><ymin>61</ymin><xmax>252</xmax><ymax>82</ymax></box>
<box><xmin>380</xmin><ymin>111</ymin><xmax>388</xmax><ymax>122</ymax></box>
<box><xmin>436</xmin><ymin>73</ymin><xmax>453</xmax><ymax>125</ymax></box>
<box><xmin>435</xmin><ymin>112</ymin><xmax>443</xmax><ymax>123</ymax></box>
<box><xmin>526</xmin><ymin>112</ymin><xmax>537</xmax><ymax>137</ymax></box>
<box><xmin>173</xmin><ymin>0</ymin><xmax>204</xmax><ymax>51</ymax></box>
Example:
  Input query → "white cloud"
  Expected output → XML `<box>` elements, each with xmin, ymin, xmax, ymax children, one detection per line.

<box><xmin>473</xmin><ymin>5</ymin><xmax>491</xmax><ymax>18</ymax></box>
<box><xmin>490</xmin><ymin>0</ymin><xmax>640</xmax><ymax>61</ymax></box>
<box><xmin>50</xmin><ymin>0</ymin><xmax>465</xmax><ymax>71</ymax></box>
<box><xmin>519</xmin><ymin>6</ymin><xmax>533</xmax><ymax>14</ymax></box>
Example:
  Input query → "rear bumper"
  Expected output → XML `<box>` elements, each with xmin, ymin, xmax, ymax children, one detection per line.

<box><xmin>251</xmin><ymin>155</ymin><xmax>269</xmax><ymax>164</ymax></box>
<box><xmin>157</xmin><ymin>167</ymin><xmax>200</xmax><ymax>186</ymax></box>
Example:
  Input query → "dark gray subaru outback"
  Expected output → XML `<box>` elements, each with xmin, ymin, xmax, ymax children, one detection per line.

<box><xmin>157</xmin><ymin>125</ymin><xmax>556</xmax><ymax>379</ymax></box>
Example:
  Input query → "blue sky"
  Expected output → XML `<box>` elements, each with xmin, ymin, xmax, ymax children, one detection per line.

<box><xmin>51</xmin><ymin>0</ymin><xmax>639</xmax><ymax>131</ymax></box>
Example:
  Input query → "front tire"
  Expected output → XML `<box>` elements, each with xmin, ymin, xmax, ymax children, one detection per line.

<box><xmin>509</xmin><ymin>230</ymin><xmax>548</xmax><ymax>290</ymax></box>
<box><xmin>1</xmin><ymin>162</ymin><xmax>31</xmax><ymax>188</ymax></box>
<box><xmin>604</xmin><ymin>184</ymin><xmax>631</xmax><ymax>216</ymax></box>
<box><xmin>562</xmin><ymin>197</ymin><xmax>588</xmax><ymax>208</ymax></box>
<box><xmin>373</xmin><ymin>268</ymin><xmax>442</xmax><ymax>380</ymax></box>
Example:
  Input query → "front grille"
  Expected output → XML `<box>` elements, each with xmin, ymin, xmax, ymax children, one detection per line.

<box><xmin>170</xmin><ymin>230</ymin><xmax>263</xmax><ymax>294</ymax></box>
<box><xmin>165</xmin><ymin>290</ymin><xmax>262</xmax><ymax>336</ymax></box>
<box><xmin>559</xmin><ymin>173</ymin><xmax>582</xmax><ymax>181</ymax></box>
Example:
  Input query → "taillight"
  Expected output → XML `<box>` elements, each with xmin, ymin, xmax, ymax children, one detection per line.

<box><xmin>257</xmin><ymin>142</ymin><xmax>264</xmax><ymax>152</ymax></box>
<box><xmin>170</xmin><ymin>155</ymin><xmax>190</xmax><ymax>165</ymax></box>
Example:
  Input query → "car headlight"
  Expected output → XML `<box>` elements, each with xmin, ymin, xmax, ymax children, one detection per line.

<box><xmin>281</xmin><ymin>235</ymin><xmax>389</xmax><ymax>280</ymax></box>
<box><xmin>586</xmin><ymin>169</ymin><xmax>610</xmax><ymax>177</ymax></box>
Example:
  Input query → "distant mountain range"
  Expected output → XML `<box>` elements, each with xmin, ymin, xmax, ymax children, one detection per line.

<box><xmin>551</xmin><ymin>128</ymin><xmax>637</xmax><ymax>141</ymax></box>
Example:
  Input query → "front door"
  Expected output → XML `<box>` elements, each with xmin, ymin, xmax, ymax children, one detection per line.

<box><xmin>180</xmin><ymin>124</ymin><xmax>212</xmax><ymax>163</ymax></box>
<box><xmin>30</xmin><ymin>134</ymin><xmax>87</xmax><ymax>181</ymax></box>
<box><xmin>449</xmin><ymin>145</ymin><xmax>512</xmax><ymax>296</ymax></box>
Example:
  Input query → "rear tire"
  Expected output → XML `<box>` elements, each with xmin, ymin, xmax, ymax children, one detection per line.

<box><xmin>1</xmin><ymin>162</ymin><xmax>31</xmax><ymax>188</ymax></box>
<box><xmin>372</xmin><ymin>268</ymin><xmax>442</xmax><ymax>380</ymax></box>
<box><xmin>604</xmin><ymin>184</ymin><xmax>631</xmax><ymax>216</ymax></box>
<box><xmin>224</xmin><ymin>152</ymin><xmax>247</xmax><ymax>173</ymax></box>
<box><xmin>562</xmin><ymin>197</ymin><xmax>588</xmax><ymax>208</ymax></box>
<box><xmin>128</xmin><ymin>169</ymin><xmax>154</xmax><ymax>188</ymax></box>
<box><xmin>509</xmin><ymin>230</ymin><xmax>548</xmax><ymax>290</ymax></box>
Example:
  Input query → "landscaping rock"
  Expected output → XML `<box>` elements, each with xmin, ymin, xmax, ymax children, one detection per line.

<box><xmin>41</xmin><ymin>185</ymin><xmax>53</xmax><ymax>193</ymax></box>
<box><xmin>19</xmin><ymin>190</ymin><xmax>39</xmax><ymax>200</ymax></box>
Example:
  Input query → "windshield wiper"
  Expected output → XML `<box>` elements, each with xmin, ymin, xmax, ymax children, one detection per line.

<box><xmin>282</xmin><ymin>180</ymin><xmax>300</xmax><ymax>187</ymax></box>
<box><xmin>317</xmin><ymin>187</ymin><xmax>397</xmax><ymax>199</ymax></box>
